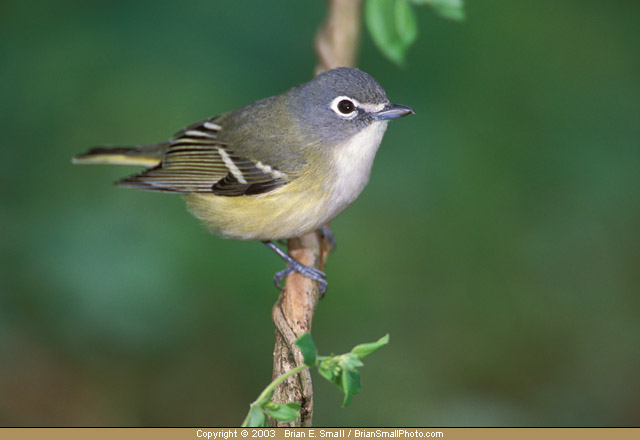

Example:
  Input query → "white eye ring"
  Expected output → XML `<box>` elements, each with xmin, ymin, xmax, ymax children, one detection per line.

<box><xmin>330</xmin><ymin>96</ymin><xmax>359</xmax><ymax>119</ymax></box>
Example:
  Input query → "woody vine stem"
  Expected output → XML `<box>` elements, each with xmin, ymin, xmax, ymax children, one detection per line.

<box><xmin>269</xmin><ymin>0</ymin><xmax>364</xmax><ymax>427</ymax></box>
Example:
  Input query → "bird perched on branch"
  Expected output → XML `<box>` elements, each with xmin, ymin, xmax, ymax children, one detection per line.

<box><xmin>73</xmin><ymin>67</ymin><xmax>413</xmax><ymax>293</ymax></box>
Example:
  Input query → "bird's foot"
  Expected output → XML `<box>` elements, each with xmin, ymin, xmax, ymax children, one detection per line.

<box><xmin>317</xmin><ymin>225</ymin><xmax>336</xmax><ymax>252</ymax></box>
<box><xmin>273</xmin><ymin>263</ymin><xmax>328</xmax><ymax>295</ymax></box>
<box><xmin>264</xmin><ymin>241</ymin><xmax>328</xmax><ymax>295</ymax></box>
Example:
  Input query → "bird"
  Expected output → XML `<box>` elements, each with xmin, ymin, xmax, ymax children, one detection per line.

<box><xmin>73</xmin><ymin>67</ymin><xmax>414</xmax><ymax>293</ymax></box>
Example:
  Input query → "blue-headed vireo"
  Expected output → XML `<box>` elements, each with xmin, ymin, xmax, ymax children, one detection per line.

<box><xmin>73</xmin><ymin>67</ymin><xmax>413</xmax><ymax>292</ymax></box>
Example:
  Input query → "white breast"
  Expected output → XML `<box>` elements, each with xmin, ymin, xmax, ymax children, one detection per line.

<box><xmin>328</xmin><ymin>121</ymin><xmax>388</xmax><ymax>214</ymax></box>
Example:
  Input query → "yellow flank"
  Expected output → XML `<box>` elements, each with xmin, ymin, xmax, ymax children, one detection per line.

<box><xmin>185</xmin><ymin>171</ymin><xmax>335</xmax><ymax>241</ymax></box>
<box><xmin>71</xmin><ymin>154</ymin><xmax>162</xmax><ymax>167</ymax></box>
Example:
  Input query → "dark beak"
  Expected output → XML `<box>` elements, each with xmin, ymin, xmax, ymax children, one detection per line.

<box><xmin>376</xmin><ymin>103</ymin><xmax>414</xmax><ymax>121</ymax></box>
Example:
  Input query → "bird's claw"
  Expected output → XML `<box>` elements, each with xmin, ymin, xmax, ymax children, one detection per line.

<box><xmin>273</xmin><ymin>261</ymin><xmax>328</xmax><ymax>296</ymax></box>
<box><xmin>317</xmin><ymin>225</ymin><xmax>336</xmax><ymax>252</ymax></box>
<box><xmin>265</xmin><ymin>240</ymin><xmax>328</xmax><ymax>296</ymax></box>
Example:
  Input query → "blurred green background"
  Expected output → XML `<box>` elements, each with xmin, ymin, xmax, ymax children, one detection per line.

<box><xmin>2</xmin><ymin>0</ymin><xmax>639</xmax><ymax>427</ymax></box>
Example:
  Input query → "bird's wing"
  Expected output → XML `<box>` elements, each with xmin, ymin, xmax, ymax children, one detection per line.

<box><xmin>117</xmin><ymin>117</ymin><xmax>291</xmax><ymax>196</ymax></box>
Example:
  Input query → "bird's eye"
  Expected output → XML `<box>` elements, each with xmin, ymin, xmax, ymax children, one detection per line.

<box><xmin>337</xmin><ymin>99</ymin><xmax>355</xmax><ymax>114</ymax></box>
<box><xmin>330</xmin><ymin>96</ymin><xmax>359</xmax><ymax>118</ymax></box>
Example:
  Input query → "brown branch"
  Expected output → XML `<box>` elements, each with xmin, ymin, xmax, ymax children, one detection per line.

<box><xmin>269</xmin><ymin>0</ymin><xmax>363</xmax><ymax>427</ymax></box>
<box><xmin>315</xmin><ymin>0</ymin><xmax>364</xmax><ymax>73</ymax></box>
<box><xmin>270</xmin><ymin>236</ymin><xmax>323</xmax><ymax>426</ymax></box>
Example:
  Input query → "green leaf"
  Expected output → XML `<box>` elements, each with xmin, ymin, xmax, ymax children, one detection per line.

<box><xmin>244</xmin><ymin>405</ymin><xmax>268</xmax><ymax>427</ymax></box>
<box><xmin>342</xmin><ymin>353</ymin><xmax>364</xmax><ymax>370</ymax></box>
<box><xmin>295</xmin><ymin>333</ymin><xmax>317</xmax><ymax>367</ymax></box>
<box><xmin>263</xmin><ymin>401</ymin><xmax>301</xmax><ymax>423</ymax></box>
<box><xmin>366</xmin><ymin>0</ymin><xmax>418</xmax><ymax>65</ymax></box>
<box><xmin>318</xmin><ymin>360</ymin><xmax>338</xmax><ymax>387</ymax></box>
<box><xmin>341</xmin><ymin>367</ymin><xmax>362</xmax><ymax>407</ymax></box>
<box><xmin>318</xmin><ymin>357</ymin><xmax>341</xmax><ymax>390</ymax></box>
<box><xmin>410</xmin><ymin>0</ymin><xmax>466</xmax><ymax>21</ymax></box>
<box><xmin>285</xmin><ymin>402</ymin><xmax>302</xmax><ymax>411</ymax></box>
<box><xmin>395</xmin><ymin>0</ymin><xmax>418</xmax><ymax>45</ymax></box>
<box><xmin>351</xmin><ymin>334</ymin><xmax>390</xmax><ymax>359</ymax></box>
<box><xmin>349</xmin><ymin>369</ymin><xmax>362</xmax><ymax>396</ymax></box>
<box><xmin>341</xmin><ymin>367</ymin><xmax>354</xmax><ymax>406</ymax></box>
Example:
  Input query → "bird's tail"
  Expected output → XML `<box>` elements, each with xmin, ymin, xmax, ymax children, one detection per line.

<box><xmin>72</xmin><ymin>142</ymin><xmax>169</xmax><ymax>167</ymax></box>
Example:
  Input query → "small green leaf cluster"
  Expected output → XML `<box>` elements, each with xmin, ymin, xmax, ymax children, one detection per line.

<box><xmin>241</xmin><ymin>333</ymin><xmax>389</xmax><ymax>427</ymax></box>
<box><xmin>365</xmin><ymin>0</ymin><xmax>465</xmax><ymax>65</ymax></box>
<box><xmin>241</xmin><ymin>365</ymin><xmax>306</xmax><ymax>427</ymax></box>
<box><xmin>317</xmin><ymin>335</ymin><xmax>390</xmax><ymax>406</ymax></box>
<box><xmin>245</xmin><ymin>398</ymin><xmax>301</xmax><ymax>427</ymax></box>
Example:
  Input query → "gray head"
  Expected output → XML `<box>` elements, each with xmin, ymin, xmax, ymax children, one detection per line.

<box><xmin>289</xmin><ymin>67</ymin><xmax>413</xmax><ymax>145</ymax></box>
